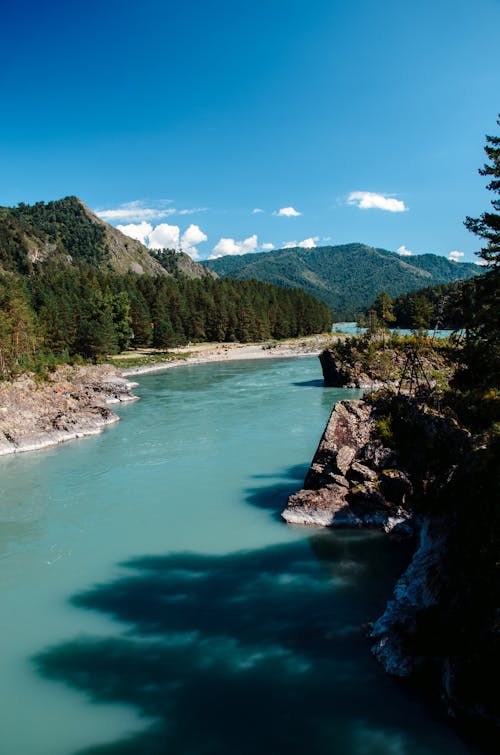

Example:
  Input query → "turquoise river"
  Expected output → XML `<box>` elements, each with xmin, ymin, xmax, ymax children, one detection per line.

<box><xmin>0</xmin><ymin>357</ymin><xmax>485</xmax><ymax>754</ymax></box>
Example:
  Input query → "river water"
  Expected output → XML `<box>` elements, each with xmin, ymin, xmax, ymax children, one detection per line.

<box><xmin>333</xmin><ymin>323</ymin><xmax>454</xmax><ymax>338</ymax></box>
<box><xmin>0</xmin><ymin>358</ymin><xmax>481</xmax><ymax>754</ymax></box>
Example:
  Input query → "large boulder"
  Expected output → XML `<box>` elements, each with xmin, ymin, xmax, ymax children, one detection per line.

<box><xmin>304</xmin><ymin>400</ymin><xmax>375</xmax><ymax>488</ymax></box>
<box><xmin>282</xmin><ymin>399</ymin><xmax>413</xmax><ymax>534</ymax></box>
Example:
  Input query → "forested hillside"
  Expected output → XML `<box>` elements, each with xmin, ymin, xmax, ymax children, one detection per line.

<box><xmin>0</xmin><ymin>196</ymin><xmax>332</xmax><ymax>376</ymax></box>
<box><xmin>0</xmin><ymin>196</ymin><xmax>214</xmax><ymax>278</ymax></box>
<box><xmin>0</xmin><ymin>266</ymin><xmax>331</xmax><ymax>376</ymax></box>
<box><xmin>204</xmin><ymin>243</ymin><xmax>481</xmax><ymax>319</ymax></box>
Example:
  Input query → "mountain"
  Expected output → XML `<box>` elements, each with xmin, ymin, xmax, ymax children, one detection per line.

<box><xmin>204</xmin><ymin>243</ymin><xmax>482</xmax><ymax>319</ymax></box>
<box><xmin>0</xmin><ymin>196</ymin><xmax>213</xmax><ymax>279</ymax></box>
<box><xmin>0</xmin><ymin>197</ymin><xmax>332</xmax><ymax>373</ymax></box>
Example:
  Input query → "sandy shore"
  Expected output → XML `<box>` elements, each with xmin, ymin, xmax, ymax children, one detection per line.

<box><xmin>120</xmin><ymin>334</ymin><xmax>336</xmax><ymax>377</ymax></box>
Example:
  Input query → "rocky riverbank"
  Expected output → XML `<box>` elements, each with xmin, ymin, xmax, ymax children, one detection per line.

<box><xmin>319</xmin><ymin>336</ymin><xmax>453</xmax><ymax>390</ymax></box>
<box><xmin>0</xmin><ymin>336</ymin><xmax>335</xmax><ymax>455</ymax></box>
<box><xmin>282</xmin><ymin>393</ymin><xmax>498</xmax><ymax>732</ymax></box>
<box><xmin>0</xmin><ymin>365</ymin><xmax>138</xmax><ymax>455</ymax></box>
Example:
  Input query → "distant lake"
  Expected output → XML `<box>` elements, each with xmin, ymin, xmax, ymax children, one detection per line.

<box><xmin>0</xmin><ymin>357</ymin><xmax>480</xmax><ymax>754</ymax></box>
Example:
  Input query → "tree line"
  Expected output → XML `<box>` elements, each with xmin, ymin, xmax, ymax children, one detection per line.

<box><xmin>360</xmin><ymin>279</ymin><xmax>478</xmax><ymax>333</ymax></box>
<box><xmin>0</xmin><ymin>264</ymin><xmax>332</xmax><ymax>377</ymax></box>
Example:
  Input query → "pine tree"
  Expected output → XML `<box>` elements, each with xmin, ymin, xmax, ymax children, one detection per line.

<box><xmin>465</xmin><ymin>114</ymin><xmax>500</xmax><ymax>267</ymax></box>
<box><xmin>456</xmin><ymin>115</ymin><xmax>500</xmax><ymax>426</ymax></box>
<box><xmin>0</xmin><ymin>277</ymin><xmax>39</xmax><ymax>375</ymax></box>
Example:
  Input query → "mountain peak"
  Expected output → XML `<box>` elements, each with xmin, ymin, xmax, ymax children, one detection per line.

<box><xmin>0</xmin><ymin>196</ymin><xmax>213</xmax><ymax>280</ymax></box>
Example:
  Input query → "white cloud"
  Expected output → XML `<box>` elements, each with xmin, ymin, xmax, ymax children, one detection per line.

<box><xmin>283</xmin><ymin>237</ymin><xmax>318</xmax><ymax>249</ymax></box>
<box><xmin>397</xmin><ymin>245</ymin><xmax>413</xmax><ymax>256</ymax></box>
<box><xmin>261</xmin><ymin>243</ymin><xmax>275</xmax><ymax>251</ymax></box>
<box><xmin>116</xmin><ymin>220</ymin><xmax>208</xmax><ymax>257</ymax></box>
<box><xmin>348</xmin><ymin>191</ymin><xmax>408</xmax><ymax>212</ymax></box>
<box><xmin>178</xmin><ymin>207</ymin><xmax>208</xmax><ymax>215</ymax></box>
<box><xmin>96</xmin><ymin>200</ymin><xmax>174</xmax><ymax>222</ymax></box>
<box><xmin>148</xmin><ymin>223</ymin><xmax>181</xmax><ymax>250</ymax></box>
<box><xmin>298</xmin><ymin>236</ymin><xmax>318</xmax><ymax>249</ymax></box>
<box><xmin>274</xmin><ymin>206</ymin><xmax>302</xmax><ymax>217</ymax></box>
<box><xmin>181</xmin><ymin>224</ymin><xmax>208</xmax><ymax>259</ymax></box>
<box><xmin>253</xmin><ymin>207</ymin><xmax>264</xmax><ymax>214</ymax></box>
<box><xmin>116</xmin><ymin>222</ymin><xmax>153</xmax><ymax>245</ymax></box>
<box><xmin>210</xmin><ymin>234</ymin><xmax>259</xmax><ymax>258</ymax></box>
<box><xmin>449</xmin><ymin>250</ymin><xmax>465</xmax><ymax>262</ymax></box>
<box><xmin>98</xmin><ymin>207</ymin><xmax>173</xmax><ymax>221</ymax></box>
<box><xmin>181</xmin><ymin>224</ymin><xmax>207</xmax><ymax>247</ymax></box>
<box><xmin>96</xmin><ymin>199</ymin><xmax>206</xmax><ymax>222</ymax></box>
<box><xmin>474</xmin><ymin>259</ymin><xmax>489</xmax><ymax>266</ymax></box>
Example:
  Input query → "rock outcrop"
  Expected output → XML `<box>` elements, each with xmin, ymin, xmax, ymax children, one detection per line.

<box><xmin>0</xmin><ymin>365</ymin><xmax>138</xmax><ymax>455</ymax></box>
<box><xmin>282</xmin><ymin>399</ymin><xmax>413</xmax><ymax>535</ymax></box>
<box><xmin>319</xmin><ymin>341</ymin><xmax>453</xmax><ymax>390</ymax></box>
<box><xmin>319</xmin><ymin>348</ymin><xmax>402</xmax><ymax>389</ymax></box>
<box><xmin>283</xmin><ymin>394</ymin><xmax>498</xmax><ymax>733</ymax></box>
<box><xmin>369</xmin><ymin>516</ymin><xmax>449</xmax><ymax>676</ymax></box>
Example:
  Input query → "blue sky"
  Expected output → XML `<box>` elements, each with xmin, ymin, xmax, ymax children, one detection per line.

<box><xmin>1</xmin><ymin>0</ymin><xmax>499</xmax><ymax>262</ymax></box>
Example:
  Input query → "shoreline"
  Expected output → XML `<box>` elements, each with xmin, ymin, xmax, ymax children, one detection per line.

<box><xmin>0</xmin><ymin>335</ymin><xmax>335</xmax><ymax>457</ymax></box>
<box><xmin>119</xmin><ymin>334</ymin><xmax>335</xmax><ymax>376</ymax></box>
<box><xmin>0</xmin><ymin>365</ymin><xmax>139</xmax><ymax>457</ymax></box>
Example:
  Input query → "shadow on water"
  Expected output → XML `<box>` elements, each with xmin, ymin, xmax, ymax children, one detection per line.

<box><xmin>292</xmin><ymin>379</ymin><xmax>325</xmax><ymax>388</ymax></box>
<box><xmin>32</xmin><ymin>529</ymin><xmax>477</xmax><ymax>755</ymax></box>
<box><xmin>244</xmin><ymin>463</ymin><xmax>309</xmax><ymax>521</ymax></box>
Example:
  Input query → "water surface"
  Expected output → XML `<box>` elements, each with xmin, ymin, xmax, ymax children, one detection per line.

<box><xmin>333</xmin><ymin>322</ymin><xmax>454</xmax><ymax>338</ymax></box>
<box><xmin>0</xmin><ymin>358</ymin><xmax>480</xmax><ymax>754</ymax></box>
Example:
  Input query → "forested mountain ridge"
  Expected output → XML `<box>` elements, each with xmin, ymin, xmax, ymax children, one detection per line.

<box><xmin>204</xmin><ymin>243</ymin><xmax>481</xmax><ymax>319</ymax></box>
<box><xmin>0</xmin><ymin>198</ymin><xmax>332</xmax><ymax>376</ymax></box>
<box><xmin>0</xmin><ymin>196</ymin><xmax>213</xmax><ymax>279</ymax></box>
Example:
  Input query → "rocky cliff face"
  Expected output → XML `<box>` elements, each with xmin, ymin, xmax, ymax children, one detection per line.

<box><xmin>283</xmin><ymin>400</ymin><xmax>413</xmax><ymax>535</ymax></box>
<box><xmin>369</xmin><ymin>516</ymin><xmax>450</xmax><ymax>675</ymax></box>
<box><xmin>0</xmin><ymin>365</ymin><xmax>138</xmax><ymax>455</ymax></box>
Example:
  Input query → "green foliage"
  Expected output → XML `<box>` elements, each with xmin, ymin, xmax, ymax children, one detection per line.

<box><xmin>451</xmin><ymin>115</ymin><xmax>500</xmax><ymax>430</ymax></box>
<box><xmin>375</xmin><ymin>414</ymin><xmax>393</xmax><ymax>444</ymax></box>
<box><xmin>148</xmin><ymin>248</ymin><xmax>209</xmax><ymax>279</ymax></box>
<box><xmin>204</xmin><ymin>243</ymin><xmax>481</xmax><ymax>320</ymax></box>
<box><xmin>372</xmin><ymin>291</ymin><xmax>395</xmax><ymax>326</ymax></box>
<box><xmin>326</xmin><ymin>332</ymin><xmax>452</xmax><ymax>386</ymax></box>
<box><xmin>10</xmin><ymin>196</ymin><xmax>108</xmax><ymax>266</ymax></box>
<box><xmin>370</xmin><ymin>391</ymin><xmax>472</xmax><ymax>503</ymax></box>
<box><xmin>431</xmin><ymin>118</ymin><xmax>500</xmax><ymax>720</ymax></box>
<box><xmin>0</xmin><ymin>209</ymin><xmax>34</xmax><ymax>275</ymax></box>
<box><xmin>365</xmin><ymin>291</ymin><xmax>396</xmax><ymax>345</ymax></box>
<box><xmin>385</xmin><ymin>280</ymin><xmax>473</xmax><ymax>330</ymax></box>
<box><xmin>0</xmin><ymin>263</ymin><xmax>332</xmax><ymax>375</ymax></box>
<box><xmin>111</xmin><ymin>352</ymin><xmax>192</xmax><ymax>369</ymax></box>
<box><xmin>0</xmin><ymin>275</ymin><xmax>39</xmax><ymax>376</ymax></box>
<box><xmin>464</xmin><ymin>114</ymin><xmax>500</xmax><ymax>267</ymax></box>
